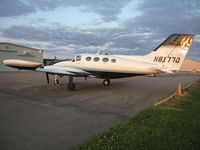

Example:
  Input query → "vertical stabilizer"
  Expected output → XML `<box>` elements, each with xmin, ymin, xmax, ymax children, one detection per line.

<box><xmin>148</xmin><ymin>34</ymin><xmax>195</xmax><ymax>71</ymax></box>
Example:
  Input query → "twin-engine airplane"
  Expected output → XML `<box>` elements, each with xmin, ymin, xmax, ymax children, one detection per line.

<box><xmin>3</xmin><ymin>34</ymin><xmax>195</xmax><ymax>90</ymax></box>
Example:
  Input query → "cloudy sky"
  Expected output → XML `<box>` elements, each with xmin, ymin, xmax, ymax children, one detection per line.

<box><xmin>0</xmin><ymin>0</ymin><xmax>200</xmax><ymax>61</ymax></box>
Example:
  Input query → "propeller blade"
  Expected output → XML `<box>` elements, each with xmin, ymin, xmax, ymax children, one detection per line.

<box><xmin>45</xmin><ymin>73</ymin><xmax>49</xmax><ymax>84</ymax></box>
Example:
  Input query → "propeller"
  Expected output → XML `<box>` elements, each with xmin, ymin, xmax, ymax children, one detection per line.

<box><xmin>45</xmin><ymin>73</ymin><xmax>49</xmax><ymax>84</ymax></box>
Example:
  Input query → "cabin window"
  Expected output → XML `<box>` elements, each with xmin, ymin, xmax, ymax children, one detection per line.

<box><xmin>76</xmin><ymin>55</ymin><xmax>81</xmax><ymax>61</ymax></box>
<box><xmin>86</xmin><ymin>57</ymin><xmax>92</xmax><ymax>61</ymax></box>
<box><xmin>102</xmin><ymin>57</ymin><xmax>109</xmax><ymax>62</ymax></box>
<box><xmin>111</xmin><ymin>59</ymin><xmax>116</xmax><ymax>63</ymax></box>
<box><xmin>93</xmin><ymin>57</ymin><xmax>99</xmax><ymax>62</ymax></box>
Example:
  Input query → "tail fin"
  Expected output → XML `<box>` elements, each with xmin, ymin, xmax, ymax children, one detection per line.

<box><xmin>148</xmin><ymin>34</ymin><xmax>195</xmax><ymax>71</ymax></box>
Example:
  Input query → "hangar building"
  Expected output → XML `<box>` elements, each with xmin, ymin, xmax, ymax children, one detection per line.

<box><xmin>0</xmin><ymin>43</ymin><xmax>43</xmax><ymax>71</ymax></box>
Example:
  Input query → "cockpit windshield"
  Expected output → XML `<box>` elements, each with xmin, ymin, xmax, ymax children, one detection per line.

<box><xmin>71</xmin><ymin>55</ymin><xmax>81</xmax><ymax>62</ymax></box>
<box><xmin>76</xmin><ymin>55</ymin><xmax>81</xmax><ymax>61</ymax></box>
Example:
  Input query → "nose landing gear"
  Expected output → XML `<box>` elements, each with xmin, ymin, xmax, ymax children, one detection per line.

<box><xmin>54</xmin><ymin>77</ymin><xmax>59</xmax><ymax>85</ymax></box>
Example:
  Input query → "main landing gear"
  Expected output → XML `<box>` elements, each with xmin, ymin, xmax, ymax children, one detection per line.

<box><xmin>68</xmin><ymin>76</ymin><xmax>76</xmax><ymax>91</ymax></box>
<box><xmin>103</xmin><ymin>79</ymin><xmax>110</xmax><ymax>86</ymax></box>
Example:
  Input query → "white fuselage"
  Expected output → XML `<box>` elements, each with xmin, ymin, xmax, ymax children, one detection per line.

<box><xmin>53</xmin><ymin>54</ymin><xmax>161</xmax><ymax>76</ymax></box>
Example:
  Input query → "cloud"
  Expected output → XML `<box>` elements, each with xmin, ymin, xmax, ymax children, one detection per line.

<box><xmin>118</xmin><ymin>0</ymin><xmax>200</xmax><ymax>59</ymax></box>
<box><xmin>125</xmin><ymin>0</ymin><xmax>200</xmax><ymax>35</ymax></box>
<box><xmin>1</xmin><ymin>24</ymin><xmax>145</xmax><ymax>58</ymax></box>
<box><xmin>30</xmin><ymin>0</ymin><xmax>132</xmax><ymax>21</ymax></box>
<box><xmin>77</xmin><ymin>0</ymin><xmax>132</xmax><ymax>21</ymax></box>
<box><xmin>2</xmin><ymin>25</ymin><xmax>108</xmax><ymax>46</ymax></box>
<box><xmin>2</xmin><ymin>22</ymin><xmax>200</xmax><ymax>60</ymax></box>
<box><xmin>0</xmin><ymin>0</ymin><xmax>35</xmax><ymax>17</ymax></box>
<box><xmin>0</xmin><ymin>0</ymin><xmax>131</xmax><ymax>22</ymax></box>
<box><xmin>1</xmin><ymin>0</ymin><xmax>200</xmax><ymax>61</ymax></box>
<box><xmin>1</xmin><ymin>25</ymin><xmax>111</xmax><ymax>57</ymax></box>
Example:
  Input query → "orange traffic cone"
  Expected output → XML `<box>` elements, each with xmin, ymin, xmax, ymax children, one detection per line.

<box><xmin>177</xmin><ymin>82</ymin><xmax>183</xmax><ymax>95</ymax></box>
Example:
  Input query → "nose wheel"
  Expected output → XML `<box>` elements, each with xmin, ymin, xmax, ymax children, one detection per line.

<box><xmin>103</xmin><ymin>79</ymin><xmax>110</xmax><ymax>86</ymax></box>
<box><xmin>54</xmin><ymin>78</ymin><xmax>59</xmax><ymax>85</ymax></box>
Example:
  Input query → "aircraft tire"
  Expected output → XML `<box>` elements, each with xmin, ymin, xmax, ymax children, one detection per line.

<box><xmin>54</xmin><ymin>78</ymin><xmax>59</xmax><ymax>85</ymax></box>
<box><xmin>103</xmin><ymin>79</ymin><xmax>110</xmax><ymax>86</ymax></box>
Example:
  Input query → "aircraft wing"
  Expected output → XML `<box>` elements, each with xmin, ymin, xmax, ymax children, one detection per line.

<box><xmin>36</xmin><ymin>66</ymin><xmax>90</xmax><ymax>76</ymax></box>
<box><xmin>35</xmin><ymin>68</ymin><xmax>76</xmax><ymax>75</ymax></box>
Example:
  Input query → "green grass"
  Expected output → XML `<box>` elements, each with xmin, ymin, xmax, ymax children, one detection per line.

<box><xmin>76</xmin><ymin>87</ymin><xmax>200</xmax><ymax>150</ymax></box>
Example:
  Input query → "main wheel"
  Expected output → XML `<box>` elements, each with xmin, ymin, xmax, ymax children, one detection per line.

<box><xmin>68</xmin><ymin>82</ymin><xmax>76</xmax><ymax>91</ymax></box>
<box><xmin>103</xmin><ymin>79</ymin><xmax>110</xmax><ymax>86</ymax></box>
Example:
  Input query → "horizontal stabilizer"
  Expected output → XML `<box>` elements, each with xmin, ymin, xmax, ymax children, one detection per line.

<box><xmin>151</xmin><ymin>66</ymin><xmax>173</xmax><ymax>74</ymax></box>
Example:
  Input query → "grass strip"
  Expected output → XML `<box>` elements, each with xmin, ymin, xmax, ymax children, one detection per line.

<box><xmin>76</xmin><ymin>87</ymin><xmax>200</xmax><ymax>150</ymax></box>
